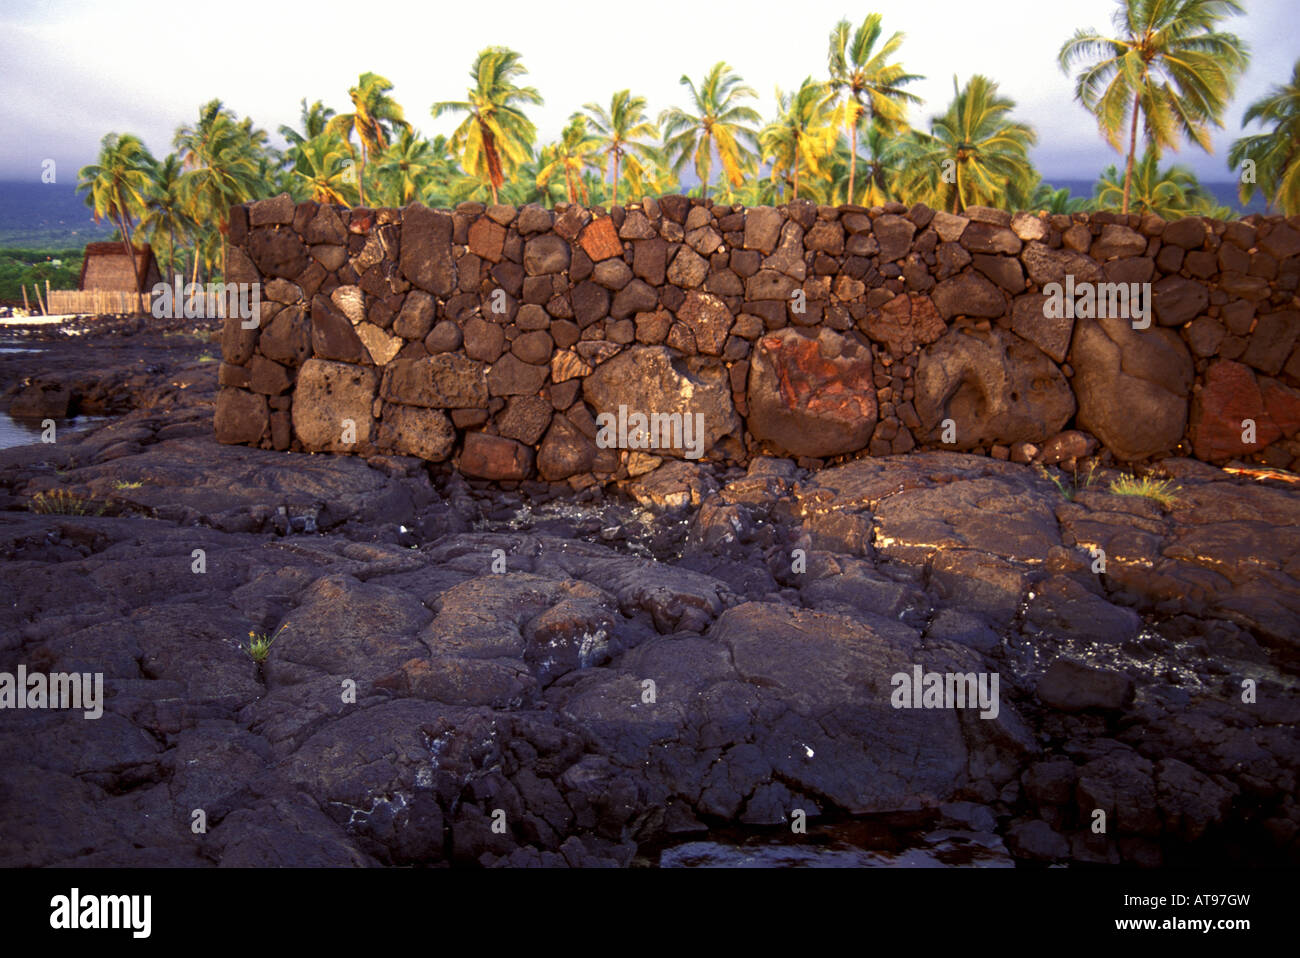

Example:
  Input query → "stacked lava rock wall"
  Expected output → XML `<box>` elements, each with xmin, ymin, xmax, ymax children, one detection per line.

<box><xmin>215</xmin><ymin>193</ymin><xmax>1300</xmax><ymax>483</ymax></box>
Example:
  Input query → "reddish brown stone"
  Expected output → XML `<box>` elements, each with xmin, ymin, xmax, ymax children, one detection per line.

<box><xmin>1261</xmin><ymin>376</ymin><xmax>1300</xmax><ymax>438</ymax></box>
<box><xmin>459</xmin><ymin>432</ymin><xmax>534</xmax><ymax>480</ymax></box>
<box><xmin>863</xmin><ymin>293</ymin><xmax>947</xmax><ymax>356</ymax></box>
<box><xmin>467</xmin><ymin>217</ymin><xmax>506</xmax><ymax>263</ymax></box>
<box><xmin>747</xmin><ymin>327</ymin><xmax>877</xmax><ymax>457</ymax></box>
<box><xmin>1191</xmin><ymin>360</ymin><xmax>1282</xmax><ymax>460</ymax></box>
<box><xmin>579</xmin><ymin>216</ymin><xmax>624</xmax><ymax>261</ymax></box>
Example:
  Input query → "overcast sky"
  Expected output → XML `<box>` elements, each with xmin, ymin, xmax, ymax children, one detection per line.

<box><xmin>1</xmin><ymin>0</ymin><xmax>1293</xmax><ymax>185</ymax></box>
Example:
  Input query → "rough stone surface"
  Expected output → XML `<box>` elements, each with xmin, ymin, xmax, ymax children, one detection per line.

<box><xmin>915</xmin><ymin>328</ymin><xmax>1075</xmax><ymax>448</ymax></box>
<box><xmin>747</xmin><ymin>328</ymin><xmax>877</xmax><ymax>457</ymax></box>
<box><xmin>293</xmin><ymin>360</ymin><xmax>377</xmax><ymax>453</ymax></box>
<box><xmin>1070</xmin><ymin>317</ymin><xmax>1193</xmax><ymax>460</ymax></box>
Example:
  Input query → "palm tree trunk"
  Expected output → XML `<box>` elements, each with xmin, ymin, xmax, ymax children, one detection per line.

<box><xmin>612</xmin><ymin>149</ymin><xmax>621</xmax><ymax>206</ymax></box>
<box><xmin>847</xmin><ymin>106</ymin><xmax>858</xmax><ymax>205</ymax></box>
<box><xmin>115</xmin><ymin>208</ymin><xmax>144</xmax><ymax>314</ymax></box>
<box><xmin>357</xmin><ymin>143</ymin><xmax>368</xmax><ymax>206</ymax></box>
<box><xmin>1122</xmin><ymin>91</ymin><xmax>1141</xmax><ymax>216</ymax></box>
<box><xmin>793</xmin><ymin>153</ymin><xmax>800</xmax><ymax>200</ymax></box>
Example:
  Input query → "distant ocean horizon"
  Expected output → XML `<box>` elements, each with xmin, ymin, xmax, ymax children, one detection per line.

<box><xmin>1045</xmin><ymin>178</ymin><xmax>1269</xmax><ymax>217</ymax></box>
<box><xmin>0</xmin><ymin>175</ymin><xmax>1276</xmax><ymax>250</ymax></box>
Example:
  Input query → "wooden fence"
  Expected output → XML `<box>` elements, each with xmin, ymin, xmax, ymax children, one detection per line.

<box><xmin>45</xmin><ymin>289</ymin><xmax>151</xmax><ymax>316</ymax></box>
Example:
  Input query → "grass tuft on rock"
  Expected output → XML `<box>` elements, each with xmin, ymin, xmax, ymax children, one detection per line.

<box><xmin>29</xmin><ymin>489</ymin><xmax>106</xmax><ymax>515</ymax></box>
<box><xmin>1108</xmin><ymin>473</ymin><xmax>1181</xmax><ymax>509</ymax></box>
<box><xmin>245</xmin><ymin>625</ymin><xmax>288</xmax><ymax>664</ymax></box>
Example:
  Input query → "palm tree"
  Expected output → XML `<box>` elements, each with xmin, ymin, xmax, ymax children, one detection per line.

<box><xmin>138</xmin><ymin>153</ymin><xmax>196</xmax><ymax>282</ymax></box>
<box><xmin>890</xmin><ymin>75</ymin><xmax>1038</xmax><ymax>213</ymax></box>
<box><xmin>537</xmin><ymin>115</ymin><xmax>602</xmax><ymax>204</ymax></box>
<box><xmin>827</xmin><ymin>14</ymin><xmax>924</xmax><ymax>205</ymax></box>
<box><xmin>174</xmin><ymin>100</ymin><xmax>265</xmax><ymax>282</ymax></box>
<box><xmin>374</xmin><ymin>128</ymin><xmax>437</xmax><ymax>206</ymax></box>
<box><xmin>1228</xmin><ymin>59</ymin><xmax>1300</xmax><ymax>216</ymax></box>
<box><xmin>660</xmin><ymin>62</ymin><xmax>761</xmax><ymax>200</ymax></box>
<box><xmin>760</xmin><ymin>78</ymin><xmax>838</xmax><ymax>201</ymax></box>
<box><xmin>1059</xmin><ymin>0</ymin><xmax>1250</xmax><ymax>215</ymax></box>
<box><xmin>77</xmin><ymin>133</ymin><xmax>155</xmax><ymax>309</ymax></box>
<box><xmin>583</xmin><ymin>90</ymin><xmax>659</xmax><ymax>206</ymax></box>
<box><xmin>619</xmin><ymin>141</ymin><xmax>675</xmax><ymax>202</ymax></box>
<box><xmin>291</xmin><ymin>132</ymin><xmax>362</xmax><ymax>206</ymax></box>
<box><xmin>1094</xmin><ymin>148</ymin><xmax>1223</xmax><ymax>218</ymax></box>
<box><xmin>432</xmin><ymin>47</ymin><xmax>543</xmax><ymax>205</ymax></box>
<box><xmin>415</xmin><ymin>134</ymin><xmax>463</xmax><ymax>208</ymax></box>
<box><xmin>1029</xmin><ymin>180</ymin><xmax>1091</xmax><ymax>215</ymax></box>
<box><xmin>825</xmin><ymin>122</ymin><xmax>900</xmax><ymax>205</ymax></box>
<box><xmin>325</xmin><ymin>73</ymin><xmax>410</xmax><ymax>206</ymax></box>
<box><xmin>280</xmin><ymin>99</ymin><xmax>336</xmax><ymax>151</ymax></box>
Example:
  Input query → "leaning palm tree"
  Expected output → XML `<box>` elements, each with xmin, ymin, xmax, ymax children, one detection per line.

<box><xmin>537</xmin><ymin>115</ymin><xmax>602</xmax><ymax>204</ymax></box>
<box><xmin>660</xmin><ymin>62</ymin><xmax>761</xmax><ymax>200</ymax></box>
<box><xmin>583</xmin><ymin>90</ymin><xmax>659</xmax><ymax>206</ymax></box>
<box><xmin>1228</xmin><ymin>59</ymin><xmax>1300</xmax><ymax>216</ymax></box>
<box><xmin>1094</xmin><ymin>148</ymin><xmax>1221</xmax><ymax>218</ymax></box>
<box><xmin>760</xmin><ymin>78</ymin><xmax>838</xmax><ymax>202</ymax></box>
<box><xmin>432</xmin><ymin>47</ymin><xmax>543</xmax><ymax>205</ymax></box>
<box><xmin>77</xmin><ymin>133</ymin><xmax>155</xmax><ymax>309</ymax></box>
<box><xmin>1059</xmin><ymin>0</ymin><xmax>1250</xmax><ymax>215</ymax></box>
<box><xmin>325</xmin><ymin>73</ymin><xmax>410</xmax><ymax>206</ymax></box>
<box><xmin>827</xmin><ymin>14</ymin><xmax>924</xmax><ymax>205</ymax></box>
<box><xmin>890</xmin><ymin>75</ymin><xmax>1038</xmax><ymax>213</ymax></box>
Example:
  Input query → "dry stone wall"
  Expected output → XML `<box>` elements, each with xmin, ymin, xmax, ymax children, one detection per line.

<box><xmin>215</xmin><ymin>192</ymin><xmax>1300</xmax><ymax>483</ymax></box>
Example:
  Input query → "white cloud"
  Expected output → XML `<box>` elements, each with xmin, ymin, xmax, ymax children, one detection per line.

<box><xmin>1</xmin><ymin>0</ymin><xmax>1292</xmax><ymax>185</ymax></box>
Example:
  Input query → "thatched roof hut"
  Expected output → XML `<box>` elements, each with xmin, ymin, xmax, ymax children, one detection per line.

<box><xmin>77</xmin><ymin>242</ymin><xmax>161</xmax><ymax>293</ymax></box>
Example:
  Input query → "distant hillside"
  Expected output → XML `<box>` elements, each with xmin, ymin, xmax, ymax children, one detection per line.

<box><xmin>0</xmin><ymin>181</ymin><xmax>116</xmax><ymax>249</ymax></box>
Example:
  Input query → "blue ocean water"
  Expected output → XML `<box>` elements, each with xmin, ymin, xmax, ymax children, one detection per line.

<box><xmin>1048</xmin><ymin>178</ymin><xmax>1271</xmax><ymax>217</ymax></box>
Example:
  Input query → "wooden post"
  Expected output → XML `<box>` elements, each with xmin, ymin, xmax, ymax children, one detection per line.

<box><xmin>46</xmin><ymin>279</ymin><xmax>51</xmax><ymax>314</ymax></box>
<box><xmin>33</xmin><ymin>284</ymin><xmax>47</xmax><ymax>316</ymax></box>
<box><xmin>21</xmin><ymin>285</ymin><xmax>30</xmax><ymax>312</ymax></box>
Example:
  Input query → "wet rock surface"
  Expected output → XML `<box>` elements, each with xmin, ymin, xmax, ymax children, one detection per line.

<box><xmin>0</xmin><ymin>321</ymin><xmax>1297</xmax><ymax>868</ymax></box>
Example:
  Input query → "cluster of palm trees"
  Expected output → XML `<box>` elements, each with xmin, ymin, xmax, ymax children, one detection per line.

<box><xmin>78</xmin><ymin>0</ymin><xmax>1300</xmax><ymax>288</ymax></box>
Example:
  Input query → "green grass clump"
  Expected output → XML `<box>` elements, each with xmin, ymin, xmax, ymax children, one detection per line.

<box><xmin>113</xmin><ymin>480</ymin><xmax>142</xmax><ymax>490</ymax></box>
<box><xmin>197</xmin><ymin>353</ymin><xmax>217</xmax><ymax>363</ymax></box>
<box><xmin>1036</xmin><ymin>462</ymin><xmax>1099</xmax><ymax>501</ymax></box>
<box><xmin>245</xmin><ymin>625</ymin><xmax>288</xmax><ymax>664</ymax></box>
<box><xmin>29</xmin><ymin>489</ymin><xmax>105</xmax><ymax>515</ymax></box>
<box><xmin>1109</xmin><ymin>473</ymin><xmax>1181</xmax><ymax>509</ymax></box>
